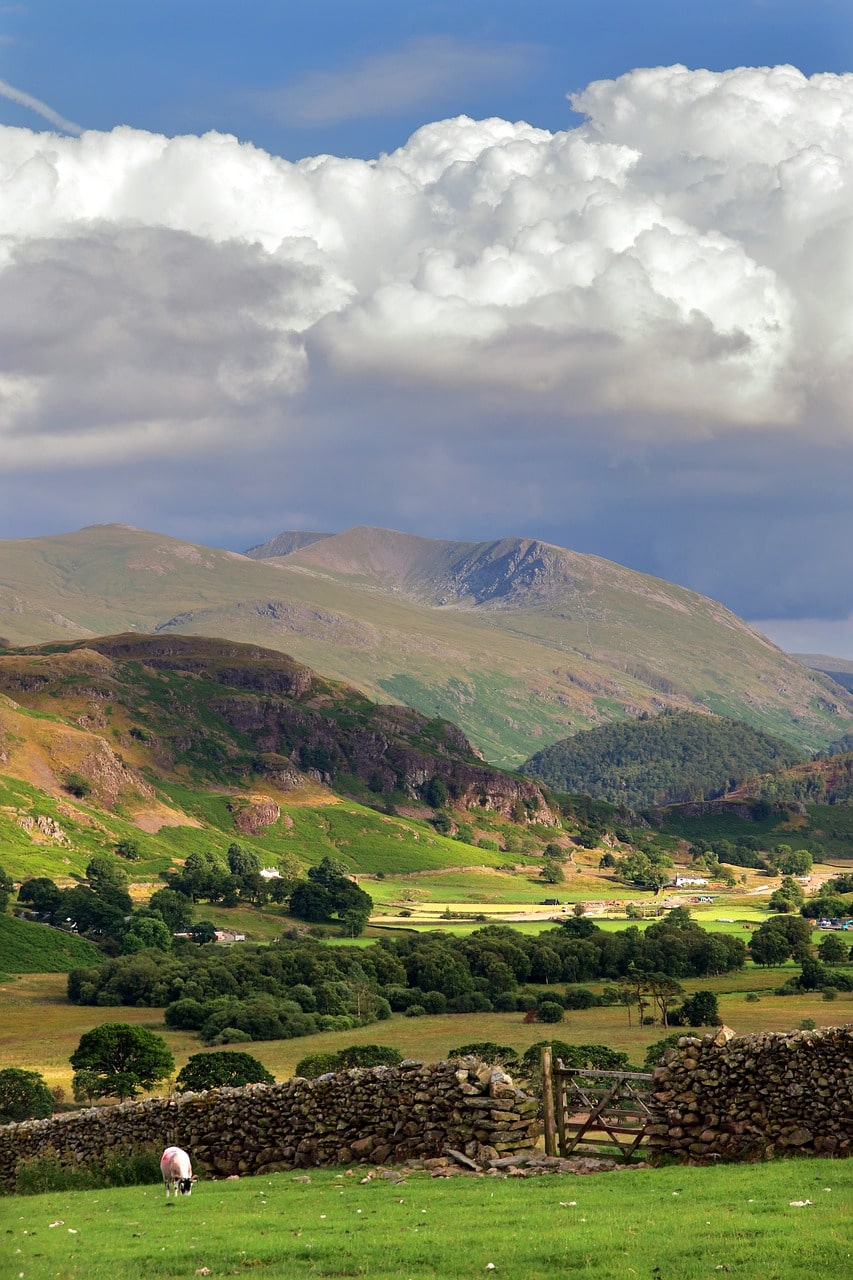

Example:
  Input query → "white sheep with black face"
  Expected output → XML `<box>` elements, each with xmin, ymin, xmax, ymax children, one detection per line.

<box><xmin>160</xmin><ymin>1145</ymin><xmax>197</xmax><ymax>1197</ymax></box>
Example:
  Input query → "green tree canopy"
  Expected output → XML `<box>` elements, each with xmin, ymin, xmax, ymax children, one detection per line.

<box><xmin>70</xmin><ymin>1023</ymin><xmax>175</xmax><ymax>1101</ymax></box>
<box><xmin>18</xmin><ymin>876</ymin><xmax>63</xmax><ymax>915</ymax></box>
<box><xmin>176</xmin><ymin>1050</ymin><xmax>274</xmax><ymax>1092</ymax></box>
<box><xmin>0</xmin><ymin>1067</ymin><xmax>53</xmax><ymax>1123</ymax></box>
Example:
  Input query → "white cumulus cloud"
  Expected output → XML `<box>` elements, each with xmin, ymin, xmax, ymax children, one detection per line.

<box><xmin>2</xmin><ymin>63</ymin><xmax>853</xmax><ymax>626</ymax></box>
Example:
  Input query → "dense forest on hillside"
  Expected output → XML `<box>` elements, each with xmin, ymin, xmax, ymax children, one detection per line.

<box><xmin>520</xmin><ymin>711</ymin><xmax>806</xmax><ymax>808</ymax></box>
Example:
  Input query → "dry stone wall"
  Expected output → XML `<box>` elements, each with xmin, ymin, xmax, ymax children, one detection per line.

<box><xmin>0</xmin><ymin>1058</ymin><xmax>540</xmax><ymax>1189</ymax></box>
<box><xmin>648</xmin><ymin>1025</ymin><xmax>852</xmax><ymax>1162</ymax></box>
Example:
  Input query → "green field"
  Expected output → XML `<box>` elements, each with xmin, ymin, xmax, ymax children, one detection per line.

<box><xmin>1</xmin><ymin>965</ymin><xmax>848</xmax><ymax>1096</ymax></box>
<box><xmin>4</xmin><ymin>1158</ymin><xmax>851</xmax><ymax>1279</ymax></box>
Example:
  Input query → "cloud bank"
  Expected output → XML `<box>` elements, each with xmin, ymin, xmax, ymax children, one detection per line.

<box><xmin>1</xmin><ymin>63</ymin><xmax>853</xmax><ymax>631</ymax></box>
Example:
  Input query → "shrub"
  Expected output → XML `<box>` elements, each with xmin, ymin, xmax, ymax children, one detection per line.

<box><xmin>420</xmin><ymin>989</ymin><xmax>448</xmax><ymax>1014</ymax></box>
<box><xmin>64</xmin><ymin>772</ymin><xmax>92</xmax><ymax>798</ymax></box>
<box><xmin>446</xmin><ymin>992</ymin><xmax>493</xmax><ymax>1013</ymax></box>
<box><xmin>164</xmin><ymin>998</ymin><xmax>209</xmax><ymax>1031</ymax></box>
<box><xmin>14</xmin><ymin>1149</ymin><xmax>161</xmax><ymax>1195</ymax></box>
<box><xmin>537</xmin><ymin>1000</ymin><xmax>565</xmax><ymax>1023</ymax></box>
<box><xmin>643</xmin><ymin>1033</ymin><xmax>684</xmax><ymax>1068</ymax></box>
<box><xmin>822</xmin><ymin>987</ymin><xmax>839</xmax><ymax>1001</ymax></box>
<box><xmin>336</xmin><ymin>1045</ymin><xmax>403</xmax><ymax>1069</ymax></box>
<box><xmin>562</xmin><ymin>986</ymin><xmax>599</xmax><ymax>1010</ymax></box>
<box><xmin>294</xmin><ymin>1052</ymin><xmax>340</xmax><ymax>1079</ymax></box>
<box><xmin>745</xmin><ymin>991</ymin><xmax>761</xmax><ymax>1003</ymax></box>
<box><xmin>446</xmin><ymin>1042</ymin><xmax>520</xmax><ymax>1072</ymax></box>
<box><xmin>492</xmin><ymin>992</ymin><xmax>519</xmax><ymax>1012</ymax></box>
<box><xmin>404</xmin><ymin>1004</ymin><xmax>426</xmax><ymax>1017</ymax></box>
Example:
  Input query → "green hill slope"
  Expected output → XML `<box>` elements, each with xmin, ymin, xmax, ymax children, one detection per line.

<box><xmin>0</xmin><ymin>633</ymin><xmax>555</xmax><ymax>887</ymax></box>
<box><xmin>1</xmin><ymin>524</ymin><xmax>851</xmax><ymax>762</ymax></box>
<box><xmin>0</xmin><ymin>913</ymin><xmax>102</xmax><ymax>974</ymax></box>
<box><xmin>520</xmin><ymin>710</ymin><xmax>807</xmax><ymax>808</ymax></box>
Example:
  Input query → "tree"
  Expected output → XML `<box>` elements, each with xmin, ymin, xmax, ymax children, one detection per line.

<box><xmin>817</xmin><ymin>934</ymin><xmax>847</xmax><ymax>964</ymax></box>
<box><xmin>64</xmin><ymin>771</ymin><xmax>92</xmax><ymax>798</ymax></box>
<box><xmin>0</xmin><ymin>1067</ymin><xmax>53</xmax><ymax>1123</ymax></box>
<box><xmin>423</xmin><ymin>776</ymin><xmax>448</xmax><ymax>808</ymax></box>
<box><xmin>678</xmin><ymin>990</ymin><xmax>720</xmax><ymax>1026</ymax></box>
<box><xmin>176</xmin><ymin>1051</ymin><xmax>274</xmax><ymax>1092</ymax></box>
<box><xmin>645</xmin><ymin>973</ymin><xmax>684</xmax><ymax>1027</ymax></box>
<box><xmin>148</xmin><ymin>887</ymin><xmax>194</xmax><ymax>933</ymax></box>
<box><xmin>70</xmin><ymin>1023</ymin><xmax>175</xmax><ymax>1101</ymax></box>
<box><xmin>768</xmin><ymin>876</ymin><xmax>805</xmax><ymax>913</ymax></box>
<box><xmin>774</xmin><ymin>848</ymin><xmax>812</xmax><ymax>876</ymax></box>
<box><xmin>121</xmin><ymin>914</ymin><xmax>172</xmax><ymax>954</ymax></box>
<box><xmin>18</xmin><ymin>876</ymin><xmax>63</xmax><ymax>915</ymax></box>
<box><xmin>115</xmin><ymin>837</ymin><xmax>141</xmax><ymax>861</ymax></box>
<box><xmin>85</xmin><ymin>855</ymin><xmax>132</xmax><ymax>914</ymax></box>
<box><xmin>540</xmin><ymin>860</ymin><xmax>564</xmax><ymax>884</ymax></box>
<box><xmin>289</xmin><ymin>881</ymin><xmax>334</xmax><ymax>922</ymax></box>
<box><xmin>0</xmin><ymin>863</ymin><xmax>12</xmax><ymax>913</ymax></box>
<box><xmin>190</xmin><ymin>920</ymin><xmax>218</xmax><ymax>945</ymax></box>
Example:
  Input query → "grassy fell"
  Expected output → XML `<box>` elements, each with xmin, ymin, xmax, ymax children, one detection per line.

<box><xmin>5</xmin><ymin>1160</ymin><xmax>852</xmax><ymax>1279</ymax></box>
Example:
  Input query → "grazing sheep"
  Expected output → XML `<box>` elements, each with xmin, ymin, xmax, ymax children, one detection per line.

<box><xmin>160</xmin><ymin>1145</ymin><xmax>197</xmax><ymax>1197</ymax></box>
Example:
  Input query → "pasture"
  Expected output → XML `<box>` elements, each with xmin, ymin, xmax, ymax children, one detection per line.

<box><xmin>3</xmin><ymin>1159</ymin><xmax>851</xmax><ymax>1279</ymax></box>
<box><xmin>1</xmin><ymin>968</ymin><xmax>848</xmax><ymax>1094</ymax></box>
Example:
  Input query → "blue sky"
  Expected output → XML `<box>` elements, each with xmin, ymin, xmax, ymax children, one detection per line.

<box><xmin>3</xmin><ymin>1</ymin><xmax>850</xmax><ymax>157</ymax></box>
<box><xmin>1</xmin><ymin>2</ymin><xmax>853</xmax><ymax>656</ymax></box>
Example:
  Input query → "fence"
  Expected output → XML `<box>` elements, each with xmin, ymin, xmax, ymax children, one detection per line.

<box><xmin>541</xmin><ymin>1046</ymin><xmax>653</xmax><ymax>1161</ymax></box>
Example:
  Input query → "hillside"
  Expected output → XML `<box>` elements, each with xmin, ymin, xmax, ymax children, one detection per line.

<box><xmin>0</xmin><ymin>633</ymin><xmax>556</xmax><ymax>886</ymax></box>
<box><xmin>1</xmin><ymin>524</ymin><xmax>851</xmax><ymax>763</ymax></box>
<box><xmin>520</xmin><ymin>711</ymin><xmax>807</xmax><ymax>808</ymax></box>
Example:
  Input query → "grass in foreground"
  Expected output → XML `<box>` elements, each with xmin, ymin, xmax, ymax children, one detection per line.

<box><xmin>3</xmin><ymin>1159</ymin><xmax>850</xmax><ymax>1279</ymax></box>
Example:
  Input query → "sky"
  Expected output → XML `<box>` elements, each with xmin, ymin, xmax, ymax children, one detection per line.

<box><xmin>1</xmin><ymin>1</ymin><xmax>853</xmax><ymax>655</ymax></box>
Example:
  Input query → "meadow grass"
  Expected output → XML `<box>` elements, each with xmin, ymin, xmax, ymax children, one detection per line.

<box><xmin>3</xmin><ymin>1158</ymin><xmax>850</xmax><ymax>1279</ymax></box>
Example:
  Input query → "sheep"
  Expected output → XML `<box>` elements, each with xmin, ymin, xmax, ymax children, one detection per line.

<box><xmin>160</xmin><ymin>1145</ymin><xmax>197</xmax><ymax>1197</ymax></box>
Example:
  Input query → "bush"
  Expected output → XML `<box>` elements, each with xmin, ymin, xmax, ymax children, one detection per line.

<box><xmin>294</xmin><ymin>1052</ymin><xmax>340</xmax><ymax>1079</ymax></box>
<box><xmin>404</xmin><ymin>1004</ymin><xmax>426</xmax><ymax>1017</ymax></box>
<box><xmin>446</xmin><ymin>992</ymin><xmax>493</xmax><ymax>1013</ymax></box>
<box><xmin>822</xmin><ymin>987</ymin><xmax>839</xmax><ymax>1001</ymax></box>
<box><xmin>294</xmin><ymin>1045</ymin><xmax>402</xmax><ymax>1078</ymax></box>
<box><xmin>537</xmin><ymin>1000</ymin><xmax>565</xmax><ymax>1023</ymax></box>
<box><xmin>164</xmin><ymin>998</ymin><xmax>209</xmax><ymax>1031</ymax></box>
<box><xmin>14</xmin><ymin>1149</ymin><xmax>161</xmax><ymax>1195</ymax></box>
<box><xmin>745</xmin><ymin>992</ymin><xmax>761</xmax><ymax>1003</ymax></box>
<box><xmin>643</xmin><ymin>1033</ymin><xmax>685</xmax><ymax>1068</ymax></box>
<box><xmin>492</xmin><ymin>992</ymin><xmax>519</xmax><ymax>1012</ymax></box>
<box><xmin>420</xmin><ymin>989</ymin><xmax>448</xmax><ymax>1014</ymax></box>
<box><xmin>336</xmin><ymin>1045</ymin><xmax>403</xmax><ymax>1069</ymax></box>
<box><xmin>562</xmin><ymin>986</ymin><xmax>599</xmax><ymax>1010</ymax></box>
<box><xmin>64</xmin><ymin>772</ymin><xmax>92</xmax><ymax>798</ymax></box>
<box><xmin>447</xmin><ymin>1042</ymin><xmax>520</xmax><ymax>1072</ymax></box>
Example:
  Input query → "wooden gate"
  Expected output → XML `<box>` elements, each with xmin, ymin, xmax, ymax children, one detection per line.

<box><xmin>541</xmin><ymin>1048</ymin><xmax>654</xmax><ymax>1161</ymax></box>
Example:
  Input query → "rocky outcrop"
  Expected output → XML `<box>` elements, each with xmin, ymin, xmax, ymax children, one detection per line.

<box><xmin>229</xmin><ymin>795</ymin><xmax>281</xmax><ymax>834</ymax></box>
<box><xmin>0</xmin><ymin>1058</ymin><xmax>539</xmax><ymax>1188</ymax></box>
<box><xmin>647</xmin><ymin>1025</ymin><xmax>853</xmax><ymax>1162</ymax></box>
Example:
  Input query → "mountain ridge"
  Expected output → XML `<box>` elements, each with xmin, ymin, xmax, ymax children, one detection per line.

<box><xmin>1</xmin><ymin>523</ymin><xmax>851</xmax><ymax>762</ymax></box>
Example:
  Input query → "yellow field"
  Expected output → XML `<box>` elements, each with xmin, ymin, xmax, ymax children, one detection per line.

<box><xmin>1</xmin><ymin>970</ymin><xmax>848</xmax><ymax>1096</ymax></box>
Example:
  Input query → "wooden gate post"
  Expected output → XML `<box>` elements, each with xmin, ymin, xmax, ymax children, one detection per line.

<box><xmin>541</xmin><ymin>1045</ymin><xmax>557</xmax><ymax>1157</ymax></box>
